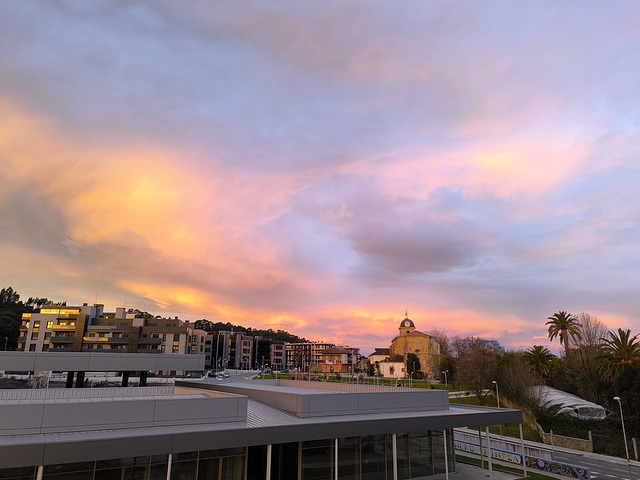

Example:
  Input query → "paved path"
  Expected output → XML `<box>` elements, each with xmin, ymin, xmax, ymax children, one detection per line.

<box><xmin>432</xmin><ymin>462</ymin><xmax>520</xmax><ymax>479</ymax></box>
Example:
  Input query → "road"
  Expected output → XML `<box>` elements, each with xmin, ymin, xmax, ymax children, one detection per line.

<box><xmin>457</xmin><ymin>428</ymin><xmax>640</xmax><ymax>480</ymax></box>
<box><xmin>553</xmin><ymin>449</ymin><xmax>638</xmax><ymax>480</ymax></box>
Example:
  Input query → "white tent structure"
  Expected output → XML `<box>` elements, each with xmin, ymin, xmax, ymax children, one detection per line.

<box><xmin>532</xmin><ymin>385</ymin><xmax>609</xmax><ymax>420</ymax></box>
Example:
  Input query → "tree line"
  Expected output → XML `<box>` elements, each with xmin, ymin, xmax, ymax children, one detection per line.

<box><xmin>430</xmin><ymin>311</ymin><xmax>639</xmax><ymax>458</ymax></box>
<box><xmin>0</xmin><ymin>286</ymin><xmax>66</xmax><ymax>350</ymax></box>
<box><xmin>193</xmin><ymin>319</ymin><xmax>308</xmax><ymax>343</ymax></box>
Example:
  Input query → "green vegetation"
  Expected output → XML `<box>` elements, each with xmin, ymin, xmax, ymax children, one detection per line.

<box><xmin>435</xmin><ymin>310</ymin><xmax>640</xmax><ymax>460</ymax></box>
<box><xmin>0</xmin><ymin>286</ymin><xmax>66</xmax><ymax>350</ymax></box>
<box><xmin>193</xmin><ymin>318</ymin><xmax>307</xmax><ymax>343</ymax></box>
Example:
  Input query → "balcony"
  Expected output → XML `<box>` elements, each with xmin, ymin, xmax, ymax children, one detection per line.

<box><xmin>50</xmin><ymin>336</ymin><xmax>74</xmax><ymax>343</ymax></box>
<box><xmin>52</xmin><ymin>325</ymin><xmax>76</xmax><ymax>332</ymax></box>
<box><xmin>137</xmin><ymin>337</ymin><xmax>162</xmax><ymax>345</ymax></box>
<box><xmin>106</xmin><ymin>337</ymin><xmax>130</xmax><ymax>344</ymax></box>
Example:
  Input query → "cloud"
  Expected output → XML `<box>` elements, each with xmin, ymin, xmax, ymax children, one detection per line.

<box><xmin>2</xmin><ymin>1</ymin><xmax>640</xmax><ymax>355</ymax></box>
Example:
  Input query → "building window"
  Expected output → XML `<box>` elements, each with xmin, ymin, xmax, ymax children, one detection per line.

<box><xmin>44</xmin><ymin>332</ymin><xmax>51</xmax><ymax>339</ymax></box>
<box><xmin>31</xmin><ymin>332</ymin><xmax>38</xmax><ymax>340</ymax></box>
<box><xmin>47</xmin><ymin>321</ymin><xmax>53</xmax><ymax>328</ymax></box>
<box><xmin>174</xmin><ymin>334</ymin><xmax>180</xmax><ymax>342</ymax></box>
<box><xmin>172</xmin><ymin>345</ymin><xmax>179</xmax><ymax>354</ymax></box>
<box><xmin>29</xmin><ymin>344</ymin><xmax>36</xmax><ymax>351</ymax></box>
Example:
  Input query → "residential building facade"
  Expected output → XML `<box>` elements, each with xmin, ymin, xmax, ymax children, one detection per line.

<box><xmin>18</xmin><ymin>304</ymin><xmax>205</xmax><ymax>361</ymax></box>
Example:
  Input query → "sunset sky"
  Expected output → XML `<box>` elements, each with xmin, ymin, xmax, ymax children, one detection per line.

<box><xmin>2</xmin><ymin>1</ymin><xmax>640</xmax><ymax>355</ymax></box>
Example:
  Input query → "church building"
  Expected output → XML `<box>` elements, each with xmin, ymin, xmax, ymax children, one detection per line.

<box><xmin>388</xmin><ymin>313</ymin><xmax>440</xmax><ymax>379</ymax></box>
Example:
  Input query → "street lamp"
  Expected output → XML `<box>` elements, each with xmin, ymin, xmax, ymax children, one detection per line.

<box><xmin>442</xmin><ymin>370</ymin><xmax>448</xmax><ymax>388</ymax></box>
<box><xmin>614</xmin><ymin>396</ymin><xmax>633</xmax><ymax>480</ymax></box>
<box><xmin>492</xmin><ymin>380</ymin><xmax>502</xmax><ymax>436</ymax></box>
<box><xmin>1</xmin><ymin>335</ymin><xmax>7</xmax><ymax>351</ymax></box>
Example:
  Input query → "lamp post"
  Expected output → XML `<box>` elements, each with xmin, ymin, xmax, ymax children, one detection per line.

<box><xmin>442</xmin><ymin>370</ymin><xmax>448</xmax><ymax>389</ymax></box>
<box><xmin>614</xmin><ymin>396</ymin><xmax>633</xmax><ymax>480</ymax></box>
<box><xmin>1</xmin><ymin>335</ymin><xmax>7</xmax><ymax>351</ymax></box>
<box><xmin>492</xmin><ymin>380</ymin><xmax>503</xmax><ymax>436</ymax></box>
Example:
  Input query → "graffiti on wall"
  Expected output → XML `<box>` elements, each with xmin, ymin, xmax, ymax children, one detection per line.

<box><xmin>454</xmin><ymin>439</ymin><xmax>590</xmax><ymax>479</ymax></box>
<box><xmin>525</xmin><ymin>456</ymin><xmax>590</xmax><ymax>479</ymax></box>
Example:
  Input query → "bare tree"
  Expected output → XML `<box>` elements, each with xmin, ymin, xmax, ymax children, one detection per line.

<box><xmin>574</xmin><ymin>312</ymin><xmax>608</xmax><ymax>348</ymax></box>
<box><xmin>427</xmin><ymin>329</ymin><xmax>451</xmax><ymax>357</ymax></box>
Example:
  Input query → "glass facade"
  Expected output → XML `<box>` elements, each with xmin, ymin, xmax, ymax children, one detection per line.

<box><xmin>0</xmin><ymin>431</ymin><xmax>454</xmax><ymax>480</ymax></box>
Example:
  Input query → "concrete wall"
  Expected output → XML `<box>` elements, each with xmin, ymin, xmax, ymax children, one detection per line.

<box><xmin>183</xmin><ymin>379</ymin><xmax>449</xmax><ymax>418</ymax></box>
<box><xmin>0</xmin><ymin>387</ymin><xmax>247</xmax><ymax>435</ymax></box>
<box><xmin>0</xmin><ymin>351</ymin><xmax>206</xmax><ymax>372</ymax></box>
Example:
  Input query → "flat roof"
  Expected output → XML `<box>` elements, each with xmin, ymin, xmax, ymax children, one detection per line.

<box><xmin>0</xmin><ymin>379</ymin><xmax>522</xmax><ymax>469</ymax></box>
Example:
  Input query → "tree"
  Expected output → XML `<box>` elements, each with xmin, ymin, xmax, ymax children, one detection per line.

<box><xmin>0</xmin><ymin>287</ymin><xmax>20</xmax><ymax>308</ymax></box>
<box><xmin>575</xmin><ymin>312</ymin><xmax>608</xmax><ymax>349</ymax></box>
<box><xmin>456</xmin><ymin>346</ymin><xmax>499</xmax><ymax>405</ymax></box>
<box><xmin>450</xmin><ymin>336</ymin><xmax>504</xmax><ymax>358</ymax></box>
<box><xmin>497</xmin><ymin>351</ymin><xmax>539</xmax><ymax>407</ymax></box>
<box><xmin>427</xmin><ymin>329</ymin><xmax>451</xmax><ymax>357</ymax></box>
<box><xmin>524</xmin><ymin>345</ymin><xmax>555</xmax><ymax>383</ymax></box>
<box><xmin>406</xmin><ymin>353</ymin><xmax>421</xmax><ymax>378</ymax></box>
<box><xmin>599</xmin><ymin>328</ymin><xmax>640</xmax><ymax>381</ymax></box>
<box><xmin>546</xmin><ymin>311</ymin><xmax>581</xmax><ymax>354</ymax></box>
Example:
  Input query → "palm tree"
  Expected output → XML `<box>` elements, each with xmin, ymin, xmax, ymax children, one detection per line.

<box><xmin>524</xmin><ymin>345</ymin><xmax>555</xmax><ymax>382</ymax></box>
<box><xmin>546</xmin><ymin>311</ymin><xmax>581</xmax><ymax>354</ymax></box>
<box><xmin>598</xmin><ymin>328</ymin><xmax>640</xmax><ymax>381</ymax></box>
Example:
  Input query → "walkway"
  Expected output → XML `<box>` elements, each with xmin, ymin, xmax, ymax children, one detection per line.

<box><xmin>432</xmin><ymin>462</ymin><xmax>521</xmax><ymax>479</ymax></box>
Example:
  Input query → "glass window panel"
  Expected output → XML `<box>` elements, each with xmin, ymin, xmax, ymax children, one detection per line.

<box><xmin>174</xmin><ymin>451</ymin><xmax>198</xmax><ymax>461</ymax></box>
<box><xmin>338</xmin><ymin>437</ymin><xmax>361</xmax><ymax>480</ymax></box>
<box><xmin>301</xmin><ymin>439</ymin><xmax>333</xmax><ymax>480</ymax></box>
<box><xmin>171</xmin><ymin>460</ymin><xmax>197</xmax><ymax>480</ymax></box>
<box><xmin>409</xmin><ymin>432</ymin><xmax>433</xmax><ymax>478</ymax></box>
<box><xmin>149</xmin><ymin>463</ymin><xmax>169</xmax><ymax>480</ymax></box>
<box><xmin>123</xmin><ymin>465</ymin><xmax>149</xmax><ymax>480</ymax></box>
<box><xmin>43</xmin><ymin>461</ymin><xmax>95</xmax><ymax>475</ymax></box>
<box><xmin>197</xmin><ymin>457</ymin><xmax>220</xmax><ymax>480</ymax></box>
<box><xmin>360</xmin><ymin>434</ymin><xmax>392</xmax><ymax>480</ymax></box>
<box><xmin>95</xmin><ymin>469</ymin><xmax>125</xmax><ymax>480</ymax></box>
<box><xmin>220</xmin><ymin>455</ymin><xmax>245</xmax><ymax>480</ymax></box>
<box><xmin>394</xmin><ymin>433</ymin><xmax>410</xmax><ymax>480</ymax></box>
<box><xmin>96</xmin><ymin>457</ymin><xmax>134</xmax><ymax>469</ymax></box>
<box><xmin>431</xmin><ymin>430</ymin><xmax>446</xmax><ymax>474</ymax></box>
<box><xmin>150</xmin><ymin>455</ymin><xmax>169</xmax><ymax>465</ymax></box>
<box><xmin>0</xmin><ymin>465</ymin><xmax>37</xmax><ymax>480</ymax></box>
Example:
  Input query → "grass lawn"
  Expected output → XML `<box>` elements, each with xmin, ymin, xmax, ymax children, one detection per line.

<box><xmin>450</xmin><ymin>396</ymin><xmax>541</xmax><ymax>442</ymax></box>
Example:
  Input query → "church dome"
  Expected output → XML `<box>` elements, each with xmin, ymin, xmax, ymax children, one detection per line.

<box><xmin>399</xmin><ymin>317</ymin><xmax>415</xmax><ymax>329</ymax></box>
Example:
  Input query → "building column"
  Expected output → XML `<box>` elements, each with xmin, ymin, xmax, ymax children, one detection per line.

<box><xmin>443</xmin><ymin>429</ymin><xmax>449</xmax><ymax>480</ymax></box>
<box><xmin>75</xmin><ymin>371</ymin><xmax>85</xmax><ymax>388</ymax></box>
<box><xmin>392</xmin><ymin>433</ymin><xmax>398</xmax><ymax>480</ymax></box>
<box><xmin>334</xmin><ymin>438</ymin><xmax>339</xmax><ymax>480</ymax></box>
<box><xmin>485</xmin><ymin>426</ymin><xmax>493</xmax><ymax>480</ymax></box>
<box><xmin>66</xmin><ymin>371</ymin><xmax>74</xmax><ymax>388</ymax></box>
<box><xmin>266</xmin><ymin>444</ymin><xmax>272</xmax><ymax>480</ymax></box>
<box><xmin>122</xmin><ymin>371</ymin><xmax>129</xmax><ymax>387</ymax></box>
<box><xmin>519</xmin><ymin>423</ymin><xmax>527</xmax><ymax>478</ymax></box>
<box><xmin>166</xmin><ymin>453</ymin><xmax>172</xmax><ymax>480</ymax></box>
<box><xmin>140</xmin><ymin>371</ymin><xmax>148</xmax><ymax>386</ymax></box>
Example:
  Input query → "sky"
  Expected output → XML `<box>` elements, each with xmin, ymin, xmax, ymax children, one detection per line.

<box><xmin>1</xmin><ymin>1</ymin><xmax>640</xmax><ymax>356</ymax></box>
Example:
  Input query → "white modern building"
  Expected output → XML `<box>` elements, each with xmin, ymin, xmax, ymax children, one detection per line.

<box><xmin>0</xmin><ymin>378</ymin><xmax>522</xmax><ymax>479</ymax></box>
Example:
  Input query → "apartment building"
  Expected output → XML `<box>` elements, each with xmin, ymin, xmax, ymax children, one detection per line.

<box><xmin>18</xmin><ymin>303</ymin><xmax>205</xmax><ymax>358</ymax></box>
<box><xmin>254</xmin><ymin>338</ymin><xmax>286</xmax><ymax>371</ymax></box>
